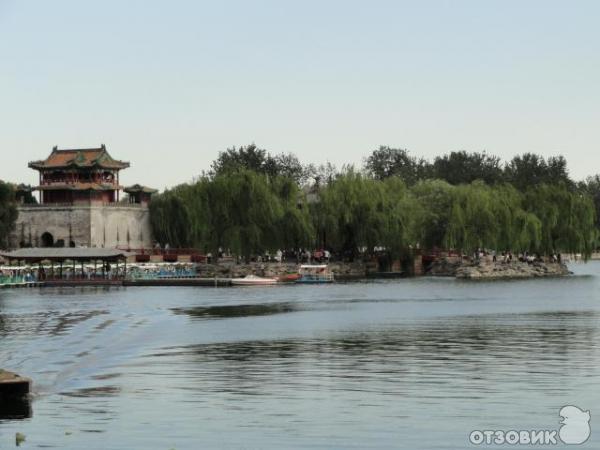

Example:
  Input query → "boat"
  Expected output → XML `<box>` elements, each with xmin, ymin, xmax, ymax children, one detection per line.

<box><xmin>296</xmin><ymin>265</ymin><xmax>334</xmax><ymax>283</ymax></box>
<box><xmin>278</xmin><ymin>273</ymin><xmax>301</xmax><ymax>283</ymax></box>
<box><xmin>230</xmin><ymin>274</ymin><xmax>279</xmax><ymax>286</ymax></box>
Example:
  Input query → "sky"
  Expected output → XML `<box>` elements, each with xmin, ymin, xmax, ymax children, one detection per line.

<box><xmin>1</xmin><ymin>0</ymin><xmax>599</xmax><ymax>190</ymax></box>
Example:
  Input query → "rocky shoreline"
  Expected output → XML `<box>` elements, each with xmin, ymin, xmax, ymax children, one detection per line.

<box><xmin>194</xmin><ymin>261</ymin><xmax>369</xmax><ymax>280</ymax></box>
<box><xmin>184</xmin><ymin>258</ymin><xmax>570</xmax><ymax>281</ymax></box>
<box><xmin>428</xmin><ymin>257</ymin><xmax>570</xmax><ymax>280</ymax></box>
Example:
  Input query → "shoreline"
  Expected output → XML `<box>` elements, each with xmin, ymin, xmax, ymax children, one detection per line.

<box><xmin>2</xmin><ymin>261</ymin><xmax>573</xmax><ymax>289</ymax></box>
<box><xmin>429</xmin><ymin>258</ymin><xmax>571</xmax><ymax>280</ymax></box>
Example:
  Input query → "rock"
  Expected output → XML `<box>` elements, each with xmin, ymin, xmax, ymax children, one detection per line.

<box><xmin>16</xmin><ymin>432</ymin><xmax>26</xmax><ymax>446</ymax></box>
<box><xmin>193</xmin><ymin>261</ymin><xmax>367</xmax><ymax>279</ymax></box>
<box><xmin>455</xmin><ymin>261</ymin><xmax>570</xmax><ymax>280</ymax></box>
<box><xmin>427</xmin><ymin>257</ymin><xmax>463</xmax><ymax>276</ymax></box>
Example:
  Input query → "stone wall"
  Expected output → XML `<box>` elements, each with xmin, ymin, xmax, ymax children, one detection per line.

<box><xmin>13</xmin><ymin>206</ymin><xmax>91</xmax><ymax>248</ymax></box>
<box><xmin>191</xmin><ymin>261</ymin><xmax>368</xmax><ymax>279</ymax></box>
<box><xmin>89</xmin><ymin>206</ymin><xmax>152</xmax><ymax>249</ymax></box>
<box><xmin>12</xmin><ymin>205</ymin><xmax>153</xmax><ymax>249</ymax></box>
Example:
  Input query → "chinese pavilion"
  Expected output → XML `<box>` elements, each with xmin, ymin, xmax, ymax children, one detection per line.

<box><xmin>12</xmin><ymin>145</ymin><xmax>156</xmax><ymax>249</ymax></box>
<box><xmin>29</xmin><ymin>145</ymin><xmax>130</xmax><ymax>205</ymax></box>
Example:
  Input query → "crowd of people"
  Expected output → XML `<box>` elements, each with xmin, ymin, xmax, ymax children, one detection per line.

<box><xmin>473</xmin><ymin>248</ymin><xmax>563</xmax><ymax>264</ymax></box>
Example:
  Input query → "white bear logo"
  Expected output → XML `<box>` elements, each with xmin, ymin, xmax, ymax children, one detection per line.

<box><xmin>559</xmin><ymin>405</ymin><xmax>591</xmax><ymax>445</ymax></box>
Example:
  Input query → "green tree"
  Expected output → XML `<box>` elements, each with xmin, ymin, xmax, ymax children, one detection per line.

<box><xmin>410</xmin><ymin>179</ymin><xmax>455</xmax><ymax>250</ymax></box>
<box><xmin>364</xmin><ymin>146</ymin><xmax>431</xmax><ymax>184</ymax></box>
<box><xmin>0</xmin><ymin>181</ymin><xmax>19</xmax><ymax>249</ymax></box>
<box><xmin>525</xmin><ymin>184</ymin><xmax>596</xmax><ymax>258</ymax></box>
<box><xmin>316</xmin><ymin>169</ymin><xmax>416</xmax><ymax>259</ymax></box>
<box><xmin>211</xmin><ymin>144</ymin><xmax>308</xmax><ymax>184</ymax></box>
<box><xmin>504</xmin><ymin>153</ymin><xmax>573</xmax><ymax>190</ymax></box>
<box><xmin>149</xmin><ymin>191</ymin><xmax>192</xmax><ymax>248</ymax></box>
<box><xmin>432</xmin><ymin>151</ymin><xmax>503</xmax><ymax>185</ymax></box>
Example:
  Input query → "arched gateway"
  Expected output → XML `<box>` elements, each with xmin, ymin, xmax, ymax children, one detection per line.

<box><xmin>40</xmin><ymin>232</ymin><xmax>54</xmax><ymax>248</ymax></box>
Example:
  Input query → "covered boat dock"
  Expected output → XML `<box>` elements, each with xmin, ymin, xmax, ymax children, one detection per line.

<box><xmin>0</xmin><ymin>248</ymin><xmax>131</xmax><ymax>286</ymax></box>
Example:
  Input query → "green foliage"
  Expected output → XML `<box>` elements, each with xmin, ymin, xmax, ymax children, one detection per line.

<box><xmin>441</xmin><ymin>182</ymin><xmax>542</xmax><ymax>254</ymax></box>
<box><xmin>211</xmin><ymin>144</ymin><xmax>307</xmax><ymax>184</ymax></box>
<box><xmin>524</xmin><ymin>184</ymin><xmax>596</xmax><ymax>259</ymax></box>
<box><xmin>149</xmin><ymin>146</ymin><xmax>598</xmax><ymax>261</ymax></box>
<box><xmin>151</xmin><ymin>170</ymin><xmax>313</xmax><ymax>259</ymax></box>
<box><xmin>149</xmin><ymin>191</ymin><xmax>191</xmax><ymax>248</ymax></box>
<box><xmin>0</xmin><ymin>181</ymin><xmax>18</xmax><ymax>249</ymax></box>
<box><xmin>314</xmin><ymin>170</ymin><xmax>419</xmax><ymax>259</ymax></box>
<box><xmin>578</xmin><ymin>175</ymin><xmax>600</xmax><ymax>232</ymax></box>
<box><xmin>411</xmin><ymin>179</ymin><xmax>455</xmax><ymax>249</ymax></box>
<box><xmin>432</xmin><ymin>151</ymin><xmax>503</xmax><ymax>185</ymax></box>
<box><xmin>364</xmin><ymin>146</ymin><xmax>431</xmax><ymax>184</ymax></box>
<box><xmin>504</xmin><ymin>153</ymin><xmax>572</xmax><ymax>190</ymax></box>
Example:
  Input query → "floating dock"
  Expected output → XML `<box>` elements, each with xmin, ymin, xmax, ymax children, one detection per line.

<box><xmin>124</xmin><ymin>278</ymin><xmax>233</xmax><ymax>287</ymax></box>
<box><xmin>0</xmin><ymin>281</ymin><xmax>44</xmax><ymax>289</ymax></box>
<box><xmin>0</xmin><ymin>370</ymin><xmax>31</xmax><ymax>398</ymax></box>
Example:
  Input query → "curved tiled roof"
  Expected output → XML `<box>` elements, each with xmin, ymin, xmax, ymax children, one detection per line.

<box><xmin>0</xmin><ymin>248</ymin><xmax>132</xmax><ymax>261</ymax></box>
<box><xmin>28</xmin><ymin>145</ymin><xmax>130</xmax><ymax>170</ymax></box>
<box><xmin>124</xmin><ymin>184</ymin><xmax>158</xmax><ymax>194</ymax></box>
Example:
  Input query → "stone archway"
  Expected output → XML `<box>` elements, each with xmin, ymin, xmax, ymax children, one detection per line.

<box><xmin>41</xmin><ymin>232</ymin><xmax>54</xmax><ymax>248</ymax></box>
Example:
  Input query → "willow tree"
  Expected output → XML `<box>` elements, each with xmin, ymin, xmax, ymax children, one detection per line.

<box><xmin>525</xmin><ymin>184</ymin><xmax>596</xmax><ymax>259</ymax></box>
<box><xmin>380</xmin><ymin>176</ymin><xmax>421</xmax><ymax>258</ymax></box>
<box><xmin>410</xmin><ymin>179</ymin><xmax>455</xmax><ymax>250</ymax></box>
<box><xmin>443</xmin><ymin>181</ymin><xmax>498</xmax><ymax>252</ymax></box>
<box><xmin>490</xmin><ymin>184</ymin><xmax>541</xmax><ymax>252</ymax></box>
<box><xmin>271</xmin><ymin>176</ymin><xmax>314</xmax><ymax>251</ymax></box>
<box><xmin>149</xmin><ymin>191</ymin><xmax>192</xmax><ymax>248</ymax></box>
<box><xmin>204</xmin><ymin>170</ymin><xmax>284</xmax><ymax>260</ymax></box>
<box><xmin>315</xmin><ymin>170</ymin><xmax>419</xmax><ymax>260</ymax></box>
<box><xmin>0</xmin><ymin>181</ymin><xmax>18</xmax><ymax>249</ymax></box>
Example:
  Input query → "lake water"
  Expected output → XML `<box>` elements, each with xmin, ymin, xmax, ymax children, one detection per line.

<box><xmin>1</xmin><ymin>262</ymin><xmax>599</xmax><ymax>449</ymax></box>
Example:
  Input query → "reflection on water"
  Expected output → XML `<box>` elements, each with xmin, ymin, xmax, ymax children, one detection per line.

<box><xmin>0</xmin><ymin>396</ymin><xmax>32</xmax><ymax>420</ymax></box>
<box><xmin>172</xmin><ymin>302</ymin><xmax>300</xmax><ymax>319</ymax></box>
<box><xmin>0</xmin><ymin>263</ymin><xmax>599</xmax><ymax>449</ymax></box>
<box><xmin>150</xmin><ymin>310</ymin><xmax>598</xmax><ymax>400</ymax></box>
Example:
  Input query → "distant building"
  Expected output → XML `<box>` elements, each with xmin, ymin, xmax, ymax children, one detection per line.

<box><xmin>12</xmin><ymin>145</ymin><xmax>156</xmax><ymax>249</ymax></box>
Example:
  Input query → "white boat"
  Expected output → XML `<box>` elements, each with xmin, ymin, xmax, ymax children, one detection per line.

<box><xmin>296</xmin><ymin>265</ymin><xmax>334</xmax><ymax>283</ymax></box>
<box><xmin>230</xmin><ymin>274</ymin><xmax>279</xmax><ymax>286</ymax></box>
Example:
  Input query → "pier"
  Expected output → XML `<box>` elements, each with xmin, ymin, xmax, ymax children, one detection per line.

<box><xmin>0</xmin><ymin>370</ymin><xmax>31</xmax><ymax>398</ymax></box>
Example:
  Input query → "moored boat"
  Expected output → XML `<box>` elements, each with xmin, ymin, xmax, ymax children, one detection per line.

<box><xmin>278</xmin><ymin>273</ymin><xmax>301</xmax><ymax>283</ymax></box>
<box><xmin>231</xmin><ymin>274</ymin><xmax>279</xmax><ymax>286</ymax></box>
<box><xmin>296</xmin><ymin>265</ymin><xmax>334</xmax><ymax>283</ymax></box>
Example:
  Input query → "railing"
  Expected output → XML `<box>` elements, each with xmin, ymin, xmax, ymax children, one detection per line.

<box><xmin>117</xmin><ymin>247</ymin><xmax>205</xmax><ymax>256</ymax></box>
<box><xmin>20</xmin><ymin>202</ymin><xmax>145</xmax><ymax>208</ymax></box>
<box><xmin>126</xmin><ymin>268</ymin><xmax>198</xmax><ymax>281</ymax></box>
<box><xmin>0</xmin><ymin>275</ymin><xmax>37</xmax><ymax>285</ymax></box>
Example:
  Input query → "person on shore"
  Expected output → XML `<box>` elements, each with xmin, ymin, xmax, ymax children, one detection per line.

<box><xmin>492</xmin><ymin>250</ymin><xmax>496</xmax><ymax>262</ymax></box>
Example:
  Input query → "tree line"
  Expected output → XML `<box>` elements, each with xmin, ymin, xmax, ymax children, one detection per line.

<box><xmin>0</xmin><ymin>146</ymin><xmax>596</xmax><ymax>259</ymax></box>
<box><xmin>0</xmin><ymin>181</ymin><xmax>18</xmax><ymax>249</ymax></box>
<box><xmin>150</xmin><ymin>145</ymin><xmax>599</xmax><ymax>261</ymax></box>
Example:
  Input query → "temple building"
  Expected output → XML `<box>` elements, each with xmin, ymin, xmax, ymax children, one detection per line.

<box><xmin>12</xmin><ymin>145</ymin><xmax>156</xmax><ymax>249</ymax></box>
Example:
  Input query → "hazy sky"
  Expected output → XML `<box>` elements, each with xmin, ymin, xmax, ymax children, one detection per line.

<box><xmin>1</xmin><ymin>0</ymin><xmax>599</xmax><ymax>190</ymax></box>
